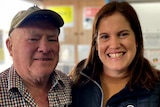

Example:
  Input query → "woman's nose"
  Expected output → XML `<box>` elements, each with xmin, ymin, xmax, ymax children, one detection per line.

<box><xmin>109</xmin><ymin>36</ymin><xmax>121</xmax><ymax>49</ymax></box>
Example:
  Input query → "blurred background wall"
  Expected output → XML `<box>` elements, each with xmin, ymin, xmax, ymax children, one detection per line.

<box><xmin>0</xmin><ymin>0</ymin><xmax>160</xmax><ymax>74</ymax></box>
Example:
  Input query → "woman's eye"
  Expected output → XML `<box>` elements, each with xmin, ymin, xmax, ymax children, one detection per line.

<box><xmin>119</xmin><ymin>33</ymin><xmax>128</xmax><ymax>38</ymax></box>
<box><xmin>100</xmin><ymin>34</ymin><xmax>109</xmax><ymax>39</ymax></box>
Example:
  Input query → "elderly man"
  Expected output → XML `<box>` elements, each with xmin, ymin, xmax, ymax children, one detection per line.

<box><xmin>0</xmin><ymin>5</ymin><xmax>71</xmax><ymax>107</ymax></box>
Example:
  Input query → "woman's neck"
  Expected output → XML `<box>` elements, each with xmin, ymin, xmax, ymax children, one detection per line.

<box><xmin>100</xmin><ymin>72</ymin><xmax>129</xmax><ymax>107</ymax></box>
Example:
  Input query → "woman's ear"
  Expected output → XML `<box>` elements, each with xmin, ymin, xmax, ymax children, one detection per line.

<box><xmin>6</xmin><ymin>37</ymin><xmax>13</xmax><ymax>56</ymax></box>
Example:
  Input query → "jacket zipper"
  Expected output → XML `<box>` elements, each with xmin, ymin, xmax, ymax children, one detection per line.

<box><xmin>80</xmin><ymin>71</ymin><xmax>104</xmax><ymax>107</ymax></box>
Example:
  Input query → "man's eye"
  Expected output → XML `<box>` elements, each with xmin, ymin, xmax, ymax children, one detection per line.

<box><xmin>48</xmin><ymin>36</ymin><xmax>58</xmax><ymax>42</ymax></box>
<box><xmin>48</xmin><ymin>38</ymin><xmax>58</xmax><ymax>42</ymax></box>
<box><xmin>49</xmin><ymin>39</ymin><xmax>57</xmax><ymax>42</ymax></box>
<box><xmin>29</xmin><ymin>38</ymin><xmax>39</xmax><ymax>41</ymax></box>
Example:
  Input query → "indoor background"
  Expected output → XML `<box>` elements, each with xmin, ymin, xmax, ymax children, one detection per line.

<box><xmin>0</xmin><ymin>0</ymin><xmax>160</xmax><ymax>74</ymax></box>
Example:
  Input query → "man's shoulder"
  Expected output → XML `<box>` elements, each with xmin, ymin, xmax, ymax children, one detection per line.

<box><xmin>0</xmin><ymin>68</ymin><xmax>10</xmax><ymax>90</ymax></box>
<box><xmin>0</xmin><ymin>68</ymin><xmax>10</xmax><ymax>78</ymax></box>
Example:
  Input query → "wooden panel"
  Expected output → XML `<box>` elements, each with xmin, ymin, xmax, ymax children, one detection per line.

<box><xmin>43</xmin><ymin>0</ymin><xmax>105</xmax><ymax>63</ymax></box>
<box><xmin>77</xmin><ymin>0</ymin><xmax>105</xmax><ymax>44</ymax></box>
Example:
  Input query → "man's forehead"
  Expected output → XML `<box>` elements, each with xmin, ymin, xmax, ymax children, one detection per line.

<box><xmin>11</xmin><ymin>26</ymin><xmax>59</xmax><ymax>36</ymax></box>
<box><xmin>29</xmin><ymin>28</ymin><xmax>59</xmax><ymax>35</ymax></box>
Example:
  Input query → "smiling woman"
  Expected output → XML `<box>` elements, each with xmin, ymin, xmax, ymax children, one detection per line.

<box><xmin>71</xmin><ymin>1</ymin><xmax>160</xmax><ymax>107</ymax></box>
<box><xmin>96</xmin><ymin>12</ymin><xmax>137</xmax><ymax>77</ymax></box>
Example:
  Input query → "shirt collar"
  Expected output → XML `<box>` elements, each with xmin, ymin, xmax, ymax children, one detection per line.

<box><xmin>7</xmin><ymin>66</ymin><xmax>66</xmax><ymax>92</ymax></box>
<box><xmin>50</xmin><ymin>70</ymin><xmax>66</xmax><ymax>90</ymax></box>
<box><xmin>8</xmin><ymin>65</ymin><xmax>25</xmax><ymax>92</ymax></box>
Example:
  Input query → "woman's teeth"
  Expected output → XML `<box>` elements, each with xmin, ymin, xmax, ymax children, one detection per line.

<box><xmin>108</xmin><ymin>53</ymin><xmax>123</xmax><ymax>58</ymax></box>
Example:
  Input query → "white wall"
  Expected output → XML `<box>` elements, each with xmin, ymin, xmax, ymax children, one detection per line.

<box><xmin>131</xmin><ymin>3</ymin><xmax>160</xmax><ymax>70</ymax></box>
<box><xmin>131</xmin><ymin>2</ymin><xmax>160</xmax><ymax>33</ymax></box>
<box><xmin>0</xmin><ymin>2</ymin><xmax>160</xmax><ymax>72</ymax></box>
<box><xmin>0</xmin><ymin>0</ymin><xmax>41</xmax><ymax>72</ymax></box>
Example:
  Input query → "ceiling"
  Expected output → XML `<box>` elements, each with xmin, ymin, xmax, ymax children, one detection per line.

<box><xmin>125</xmin><ymin>0</ymin><xmax>160</xmax><ymax>3</ymax></box>
<box><xmin>26</xmin><ymin>0</ymin><xmax>160</xmax><ymax>4</ymax></box>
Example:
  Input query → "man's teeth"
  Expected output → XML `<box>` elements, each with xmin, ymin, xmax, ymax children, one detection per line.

<box><xmin>109</xmin><ymin>53</ymin><xmax>123</xmax><ymax>58</ymax></box>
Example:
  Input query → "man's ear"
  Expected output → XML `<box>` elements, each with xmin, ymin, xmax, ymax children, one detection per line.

<box><xmin>6</xmin><ymin>37</ymin><xmax>13</xmax><ymax>56</ymax></box>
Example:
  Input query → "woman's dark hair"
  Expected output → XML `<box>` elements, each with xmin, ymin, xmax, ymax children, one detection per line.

<box><xmin>73</xmin><ymin>1</ymin><xmax>159</xmax><ymax>89</ymax></box>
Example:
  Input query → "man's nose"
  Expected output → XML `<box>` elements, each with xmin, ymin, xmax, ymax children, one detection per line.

<box><xmin>38</xmin><ymin>39</ymin><xmax>50</xmax><ymax>53</ymax></box>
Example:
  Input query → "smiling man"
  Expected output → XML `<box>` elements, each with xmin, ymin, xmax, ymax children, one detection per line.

<box><xmin>0</xmin><ymin>5</ymin><xmax>71</xmax><ymax>107</ymax></box>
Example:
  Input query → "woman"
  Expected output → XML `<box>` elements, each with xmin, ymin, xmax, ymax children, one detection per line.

<box><xmin>71</xmin><ymin>1</ymin><xmax>160</xmax><ymax>107</ymax></box>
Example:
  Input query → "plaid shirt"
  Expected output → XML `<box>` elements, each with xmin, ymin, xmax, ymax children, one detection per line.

<box><xmin>0</xmin><ymin>65</ymin><xmax>72</xmax><ymax>107</ymax></box>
